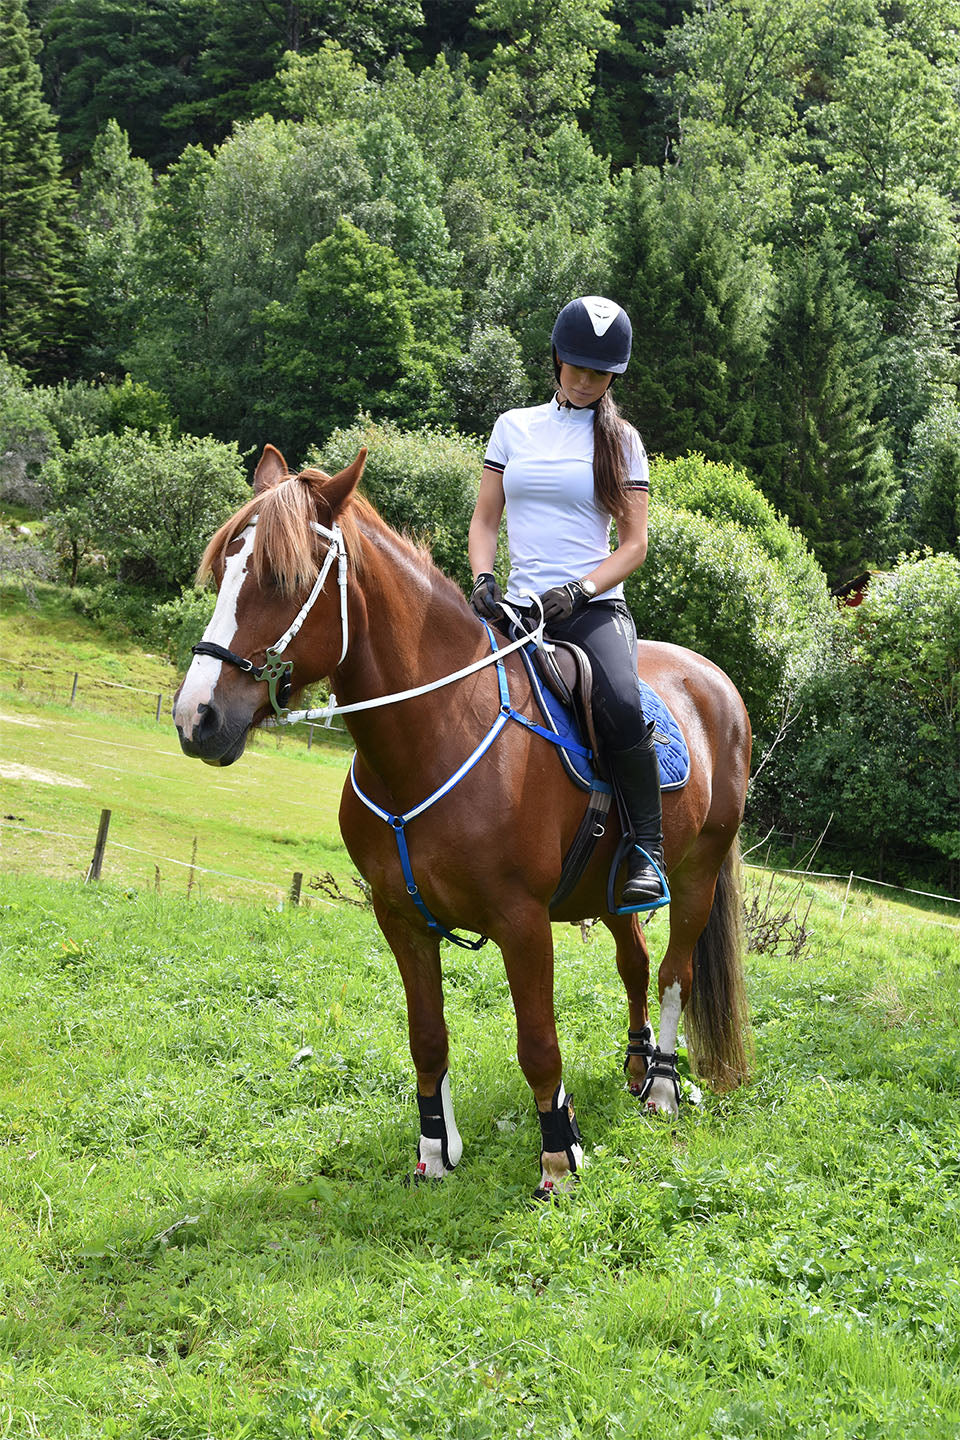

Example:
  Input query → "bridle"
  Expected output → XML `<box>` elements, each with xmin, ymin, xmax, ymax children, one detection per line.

<box><xmin>192</xmin><ymin>512</ymin><xmax>547</xmax><ymax>723</ymax></box>
<box><xmin>192</xmin><ymin>516</ymin><xmax>349</xmax><ymax>718</ymax></box>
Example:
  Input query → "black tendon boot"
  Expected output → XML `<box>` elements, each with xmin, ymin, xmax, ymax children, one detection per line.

<box><xmin>608</xmin><ymin>728</ymin><xmax>667</xmax><ymax>907</ymax></box>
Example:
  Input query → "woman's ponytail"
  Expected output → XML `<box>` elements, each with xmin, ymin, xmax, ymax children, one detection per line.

<box><xmin>592</xmin><ymin>388</ymin><xmax>631</xmax><ymax>521</ymax></box>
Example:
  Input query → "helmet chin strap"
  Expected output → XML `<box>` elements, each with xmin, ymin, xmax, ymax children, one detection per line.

<box><xmin>552</xmin><ymin>347</ymin><xmax>613</xmax><ymax>410</ymax></box>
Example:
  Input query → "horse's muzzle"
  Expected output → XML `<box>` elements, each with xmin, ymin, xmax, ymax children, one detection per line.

<box><xmin>174</xmin><ymin>699</ymin><xmax>249</xmax><ymax>766</ymax></box>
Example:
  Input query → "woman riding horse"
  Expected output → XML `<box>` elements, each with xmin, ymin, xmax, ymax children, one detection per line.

<box><xmin>173</xmin><ymin>322</ymin><xmax>752</xmax><ymax>1195</ymax></box>
<box><xmin>469</xmin><ymin>296</ymin><xmax>665</xmax><ymax>910</ymax></box>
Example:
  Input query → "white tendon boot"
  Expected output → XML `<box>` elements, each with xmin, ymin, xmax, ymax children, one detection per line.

<box><xmin>413</xmin><ymin>1069</ymin><xmax>463</xmax><ymax>1180</ymax></box>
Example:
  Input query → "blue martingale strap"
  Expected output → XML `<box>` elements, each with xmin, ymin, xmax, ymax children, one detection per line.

<box><xmin>349</xmin><ymin>619</ymin><xmax>609</xmax><ymax>948</ymax></box>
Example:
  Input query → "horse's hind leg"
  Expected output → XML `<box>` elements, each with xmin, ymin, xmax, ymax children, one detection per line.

<box><xmin>646</xmin><ymin>837</ymin><xmax>746</xmax><ymax>1115</ymax></box>
<box><xmin>601</xmin><ymin>912</ymin><xmax>655</xmax><ymax>1095</ymax></box>
<box><xmin>373</xmin><ymin>900</ymin><xmax>462</xmax><ymax>1180</ymax></box>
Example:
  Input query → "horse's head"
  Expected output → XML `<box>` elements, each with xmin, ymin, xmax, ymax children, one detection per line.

<box><xmin>173</xmin><ymin>443</ymin><xmax>367</xmax><ymax>765</ymax></box>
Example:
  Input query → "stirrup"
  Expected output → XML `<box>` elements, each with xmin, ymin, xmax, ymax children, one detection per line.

<box><xmin>633</xmin><ymin>1047</ymin><xmax>682</xmax><ymax>1109</ymax></box>
<box><xmin>608</xmin><ymin>840</ymin><xmax>671</xmax><ymax>916</ymax></box>
<box><xmin>623</xmin><ymin>1023</ymin><xmax>656</xmax><ymax>1096</ymax></box>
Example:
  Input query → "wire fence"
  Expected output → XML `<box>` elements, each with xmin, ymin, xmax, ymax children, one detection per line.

<box><xmin>3</xmin><ymin>812</ymin><xmax>957</xmax><ymax>929</ymax></box>
<box><xmin>0</xmin><ymin>654</ymin><xmax>354</xmax><ymax>747</ymax></box>
<box><xmin>4</xmin><ymin>660</ymin><xmax>957</xmax><ymax>921</ymax></box>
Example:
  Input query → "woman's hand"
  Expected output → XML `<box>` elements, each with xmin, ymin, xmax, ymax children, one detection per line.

<box><xmin>540</xmin><ymin>581</ymin><xmax>590</xmax><ymax>623</ymax></box>
<box><xmin>470</xmin><ymin>572</ymin><xmax>504</xmax><ymax>619</ymax></box>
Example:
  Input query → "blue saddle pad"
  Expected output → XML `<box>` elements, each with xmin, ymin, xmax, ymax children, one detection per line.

<box><xmin>519</xmin><ymin>647</ymin><xmax>690</xmax><ymax>792</ymax></box>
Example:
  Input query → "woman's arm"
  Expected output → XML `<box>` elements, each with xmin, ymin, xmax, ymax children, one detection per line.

<box><xmin>581</xmin><ymin>489</ymin><xmax>648</xmax><ymax>595</ymax></box>
<box><xmin>468</xmin><ymin>466</ymin><xmax>506</xmax><ymax>578</ymax></box>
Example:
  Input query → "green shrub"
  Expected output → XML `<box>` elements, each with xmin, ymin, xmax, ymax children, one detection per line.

<box><xmin>626</xmin><ymin>506</ymin><xmax>835</xmax><ymax>738</ymax></box>
<box><xmin>760</xmin><ymin>552</ymin><xmax>960</xmax><ymax>883</ymax></box>
<box><xmin>42</xmin><ymin>428</ymin><xmax>248</xmax><ymax>592</ymax></box>
<box><xmin>311</xmin><ymin>416</ymin><xmax>483</xmax><ymax>590</ymax></box>
<box><xmin>151</xmin><ymin>587</ymin><xmax>218</xmax><ymax>671</ymax></box>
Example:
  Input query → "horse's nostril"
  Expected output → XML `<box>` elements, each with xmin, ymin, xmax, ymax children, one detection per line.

<box><xmin>193</xmin><ymin>701</ymin><xmax>220</xmax><ymax>743</ymax></box>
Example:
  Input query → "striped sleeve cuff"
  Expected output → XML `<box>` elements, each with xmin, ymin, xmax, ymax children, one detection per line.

<box><xmin>483</xmin><ymin>458</ymin><xmax>505</xmax><ymax>474</ymax></box>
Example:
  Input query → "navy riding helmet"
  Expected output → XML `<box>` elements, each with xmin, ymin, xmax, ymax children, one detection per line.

<box><xmin>552</xmin><ymin>296</ymin><xmax>632</xmax><ymax>375</ymax></box>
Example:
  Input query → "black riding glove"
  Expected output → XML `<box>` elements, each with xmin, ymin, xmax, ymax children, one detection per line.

<box><xmin>470</xmin><ymin>571</ymin><xmax>503</xmax><ymax>620</ymax></box>
<box><xmin>540</xmin><ymin>580</ymin><xmax>589</xmax><ymax>624</ymax></box>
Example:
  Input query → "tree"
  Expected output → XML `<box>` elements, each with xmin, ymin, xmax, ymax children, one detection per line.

<box><xmin>754</xmin><ymin>232</ymin><xmax>896</xmax><ymax>583</ymax></box>
<box><xmin>473</xmin><ymin>0</ymin><xmax>618</xmax><ymax>137</ymax></box>
<box><xmin>0</xmin><ymin>0</ymin><xmax>82</xmax><ymax>375</ymax></box>
<box><xmin>74</xmin><ymin>119</ymin><xmax>154</xmax><ymax>376</ymax></box>
<box><xmin>610</xmin><ymin>166</ymin><xmax>771</xmax><ymax>464</ymax></box>
<box><xmin>900</xmin><ymin>397</ymin><xmax>960</xmax><ymax>556</ymax></box>
<box><xmin>260</xmin><ymin>218</ymin><xmax>454</xmax><ymax>461</ymax></box>
<box><xmin>37</xmin><ymin>0</ymin><xmax>206</xmax><ymax>167</ymax></box>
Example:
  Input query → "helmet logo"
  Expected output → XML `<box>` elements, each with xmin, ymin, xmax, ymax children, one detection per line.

<box><xmin>581</xmin><ymin>296</ymin><xmax>620</xmax><ymax>337</ymax></box>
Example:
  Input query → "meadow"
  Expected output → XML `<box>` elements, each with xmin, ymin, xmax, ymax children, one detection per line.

<box><xmin>2</xmin><ymin>589</ymin><xmax>959</xmax><ymax>1438</ymax></box>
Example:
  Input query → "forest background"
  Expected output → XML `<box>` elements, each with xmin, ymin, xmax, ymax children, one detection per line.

<box><xmin>1</xmin><ymin>0</ymin><xmax>958</xmax><ymax>887</ymax></box>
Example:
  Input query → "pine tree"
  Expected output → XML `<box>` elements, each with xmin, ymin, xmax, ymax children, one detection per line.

<box><xmin>0</xmin><ymin>0</ymin><xmax>82</xmax><ymax>375</ymax></box>
<box><xmin>75</xmin><ymin>118</ymin><xmax>154</xmax><ymax>376</ymax></box>
<box><xmin>755</xmin><ymin>233</ymin><xmax>896</xmax><ymax>584</ymax></box>
<box><xmin>610</xmin><ymin>166</ymin><xmax>771</xmax><ymax>464</ymax></box>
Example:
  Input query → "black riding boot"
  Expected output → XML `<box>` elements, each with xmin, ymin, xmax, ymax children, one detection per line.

<box><xmin>608</xmin><ymin>729</ymin><xmax>666</xmax><ymax>906</ymax></box>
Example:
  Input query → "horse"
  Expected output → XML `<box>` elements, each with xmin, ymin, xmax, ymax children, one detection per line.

<box><xmin>173</xmin><ymin>445</ymin><xmax>752</xmax><ymax>1195</ymax></box>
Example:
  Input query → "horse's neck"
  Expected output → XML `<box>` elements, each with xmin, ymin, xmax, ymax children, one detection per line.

<box><xmin>336</xmin><ymin>518</ymin><xmax>490</xmax><ymax>801</ymax></box>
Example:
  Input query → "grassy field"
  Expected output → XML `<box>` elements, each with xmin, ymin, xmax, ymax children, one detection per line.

<box><xmin>1</xmin><ymin>584</ymin><xmax>356</xmax><ymax>904</ymax></box>
<box><xmin>3</xmin><ymin>581</ymin><xmax>960</xmax><ymax>1437</ymax></box>
<box><xmin>1</xmin><ymin>872</ymin><xmax>959</xmax><ymax>1439</ymax></box>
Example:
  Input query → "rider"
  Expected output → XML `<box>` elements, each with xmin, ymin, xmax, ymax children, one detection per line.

<box><xmin>468</xmin><ymin>295</ymin><xmax>665</xmax><ymax>908</ymax></box>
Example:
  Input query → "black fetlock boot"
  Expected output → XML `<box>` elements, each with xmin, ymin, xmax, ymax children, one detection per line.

<box><xmin>609</xmin><ymin>728</ymin><xmax>667</xmax><ymax>907</ymax></box>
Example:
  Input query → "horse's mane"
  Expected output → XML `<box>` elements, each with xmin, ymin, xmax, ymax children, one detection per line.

<box><xmin>197</xmin><ymin>468</ymin><xmax>468</xmax><ymax>613</ymax></box>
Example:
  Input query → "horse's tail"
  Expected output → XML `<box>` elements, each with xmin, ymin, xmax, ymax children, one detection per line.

<box><xmin>685</xmin><ymin>835</ymin><xmax>752</xmax><ymax>1093</ymax></box>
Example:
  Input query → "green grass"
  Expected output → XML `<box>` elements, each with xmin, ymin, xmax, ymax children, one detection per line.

<box><xmin>1</xmin><ymin>583</ymin><xmax>356</xmax><ymax>902</ymax></box>
<box><xmin>1</xmin><ymin>872</ymin><xmax>958</xmax><ymax>1439</ymax></box>
<box><xmin>3</xmin><ymin>579</ymin><xmax>960</xmax><ymax>1436</ymax></box>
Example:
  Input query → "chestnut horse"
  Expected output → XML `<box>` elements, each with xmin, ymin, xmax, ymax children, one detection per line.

<box><xmin>174</xmin><ymin>446</ymin><xmax>752</xmax><ymax>1194</ymax></box>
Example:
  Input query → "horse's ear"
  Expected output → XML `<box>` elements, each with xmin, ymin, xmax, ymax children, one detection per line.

<box><xmin>253</xmin><ymin>444</ymin><xmax>289</xmax><ymax>494</ymax></box>
<box><xmin>318</xmin><ymin>448</ymin><xmax>368</xmax><ymax>517</ymax></box>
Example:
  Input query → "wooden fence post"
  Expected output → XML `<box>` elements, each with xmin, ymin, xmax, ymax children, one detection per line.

<box><xmin>155</xmin><ymin>694</ymin><xmax>163</xmax><ymax>723</ymax></box>
<box><xmin>186</xmin><ymin>837</ymin><xmax>198</xmax><ymax>898</ymax></box>
<box><xmin>70</xmin><ymin>673</ymin><xmax>79</xmax><ymax>705</ymax></box>
<box><xmin>290</xmin><ymin>871</ymin><xmax>303</xmax><ymax>906</ymax></box>
<box><xmin>86</xmin><ymin>809</ymin><xmax>111</xmax><ymax>881</ymax></box>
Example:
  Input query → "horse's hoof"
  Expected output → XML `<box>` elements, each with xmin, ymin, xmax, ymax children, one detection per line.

<box><xmin>532</xmin><ymin>1180</ymin><xmax>559</xmax><ymax>1204</ymax></box>
<box><xmin>402</xmin><ymin>1161</ymin><xmax>444</xmax><ymax>1187</ymax></box>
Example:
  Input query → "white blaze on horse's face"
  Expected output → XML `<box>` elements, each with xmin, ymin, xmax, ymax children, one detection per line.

<box><xmin>174</xmin><ymin>526</ymin><xmax>256</xmax><ymax>735</ymax></box>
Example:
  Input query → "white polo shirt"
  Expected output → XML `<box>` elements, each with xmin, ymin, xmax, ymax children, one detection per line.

<box><xmin>484</xmin><ymin>399</ymin><xmax>648</xmax><ymax>604</ymax></box>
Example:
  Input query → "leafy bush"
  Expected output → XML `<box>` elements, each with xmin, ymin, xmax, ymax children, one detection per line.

<box><xmin>0</xmin><ymin>358</ymin><xmax>59</xmax><ymax>506</ymax></box>
<box><xmin>152</xmin><ymin>587</ymin><xmax>217</xmax><ymax>671</ymax></box>
<box><xmin>311</xmin><ymin>416</ymin><xmax>483</xmax><ymax>590</ymax></box>
<box><xmin>760</xmin><ymin>552</ymin><xmax>960</xmax><ymax>883</ymax></box>
<box><xmin>625</xmin><ymin>506</ymin><xmax>835</xmax><ymax>739</ymax></box>
<box><xmin>41</xmin><ymin>428</ymin><xmax>248</xmax><ymax>592</ymax></box>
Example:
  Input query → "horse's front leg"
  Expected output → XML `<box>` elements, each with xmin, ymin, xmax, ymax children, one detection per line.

<box><xmin>498</xmin><ymin>902</ymin><xmax>583</xmax><ymax>1198</ymax></box>
<box><xmin>373</xmin><ymin>900</ymin><xmax>462</xmax><ymax>1181</ymax></box>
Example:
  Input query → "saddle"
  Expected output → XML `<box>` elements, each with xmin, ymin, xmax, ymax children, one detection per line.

<box><xmin>528</xmin><ymin>638</ymin><xmax>608</xmax><ymax>781</ymax></box>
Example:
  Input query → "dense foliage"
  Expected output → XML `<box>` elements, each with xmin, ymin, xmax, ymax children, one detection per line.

<box><xmin>2</xmin><ymin>0</ymin><xmax>958</xmax><ymax>878</ymax></box>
